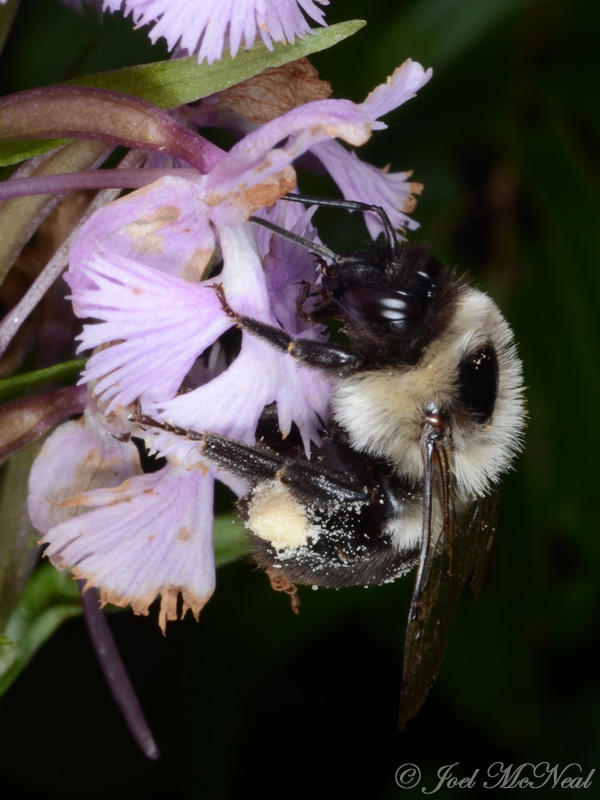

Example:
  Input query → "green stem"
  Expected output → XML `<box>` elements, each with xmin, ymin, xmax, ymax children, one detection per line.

<box><xmin>0</xmin><ymin>358</ymin><xmax>87</xmax><ymax>401</ymax></box>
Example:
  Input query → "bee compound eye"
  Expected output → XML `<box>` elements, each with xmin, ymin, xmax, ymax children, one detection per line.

<box><xmin>457</xmin><ymin>343</ymin><xmax>499</xmax><ymax>423</ymax></box>
<box><xmin>414</xmin><ymin>255</ymin><xmax>443</xmax><ymax>288</ymax></box>
<box><xmin>339</xmin><ymin>285</ymin><xmax>424</xmax><ymax>328</ymax></box>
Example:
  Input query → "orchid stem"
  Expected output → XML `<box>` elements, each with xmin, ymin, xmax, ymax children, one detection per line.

<box><xmin>79</xmin><ymin>583</ymin><xmax>160</xmax><ymax>760</ymax></box>
<box><xmin>0</xmin><ymin>167</ymin><xmax>197</xmax><ymax>201</ymax></box>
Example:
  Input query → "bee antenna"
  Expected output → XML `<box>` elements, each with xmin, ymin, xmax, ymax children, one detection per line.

<box><xmin>283</xmin><ymin>193</ymin><xmax>399</xmax><ymax>261</ymax></box>
<box><xmin>249</xmin><ymin>215</ymin><xmax>338</xmax><ymax>262</ymax></box>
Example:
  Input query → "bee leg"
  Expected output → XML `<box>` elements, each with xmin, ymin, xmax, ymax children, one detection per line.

<box><xmin>133</xmin><ymin>411</ymin><xmax>285</xmax><ymax>482</ymax></box>
<box><xmin>133</xmin><ymin>412</ymin><xmax>206</xmax><ymax>441</ymax></box>
<box><xmin>213</xmin><ymin>283</ymin><xmax>362</xmax><ymax>374</ymax></box>
<box><xmin>275</xmin><ymin>459</ymin><xmax>370</xmax><ymax>506</ymax></box>
<box><xmin>293</xmin><ymin>282</ymin><xmax>336</xmax><ymax>324</ymax></box>
<box><xmin>295</xmin><ymin>280</ymin><xmax>314</xmax><ymax>322</ymax></box>
<box><xmin>201</xmin><ymin>434</ymin><xmax>283</xmax><ymax>482</ymax></box>
<box><xmin>202</xmin><ymin>435</ymin><xmax>371</xmax><ymax>506</ymax></box>
<box><xmin>134</xmin><ymin>410</ymin><xmax>371</xmax><ymax>505</ymax></box>
<box><xmin>265</xmin><ymin>566</ymin><xmax>301</xmax><ymax>614</ymax></box>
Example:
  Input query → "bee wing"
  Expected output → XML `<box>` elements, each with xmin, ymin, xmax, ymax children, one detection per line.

<box><xmin>467</xmin><ymin>492</ymin><xmax>498</xmax><ymax>600</ymax></box>
<box><xmin>397</xmin><ymin>442</ymin><xmax>493</xmax><ymax>729</ymax></box>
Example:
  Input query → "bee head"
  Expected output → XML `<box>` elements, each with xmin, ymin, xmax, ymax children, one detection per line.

<box><xmin>322</xmin><ymin>245</ymin><xmax>457</xmax><ymax>366</ymax></box>
<box><xmin>332</xmin><ymin>279</ymin><xmax>526</xmax><ymax>501</ymax></box>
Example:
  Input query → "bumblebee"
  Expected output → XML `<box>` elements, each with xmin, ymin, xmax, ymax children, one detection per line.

<box><xmin>137</xmin><ymin>194</ymin><xmax>525</xmax><ymax>724</ymax></box>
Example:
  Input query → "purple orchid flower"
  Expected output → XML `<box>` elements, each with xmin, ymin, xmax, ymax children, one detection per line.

<box><xmin>102</xmin><ymin>0</ymin><xmax>330</xmax><ymax>64</ymax></box>
<box><xmin>190</xmin><ymin>58</ymin><xmax>429</xmax><ymax>238</ymax></box>
<box><xmin>27</xmin><ymin>60</ymin><xmax>432</xmax><ymax>631</ymax></box>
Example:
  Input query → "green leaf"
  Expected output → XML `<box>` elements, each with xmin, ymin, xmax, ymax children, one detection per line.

<box><xmin>0</xmin><ymin>19</ymin><xmax>365</xmax><ymax>167</ymax></box>
<box><xmin>0</xmin><ymin>358</ymin><xmax>87</xmax><ymax>403</ymax></box>
<box><xmin>0</xmin><ymin>564</ymin><xmax>81</xmax><ymax>696</ymax></box>
<box><xmin>213</xmin><ymin>513</ymin><xmax>249</xmax><ymax>567</ymax></box>
<box><xmin>0</xmin><ymin>444</ymin><xmax>42</xmax><ymax>630</ymax></box>
<box><xmin>65</xmin><ymin>20</ymin><xmax>365</xmax><ymax>106</ymax></box>
<box><xmin>0</xmin><ymin>138</ymin><xmax>67</xmax><ymax>167</ymax></box>
<box><xmin>0</xmin><ymin>511</ymin><xmax>247</xmax><ymax>694</ymax></box>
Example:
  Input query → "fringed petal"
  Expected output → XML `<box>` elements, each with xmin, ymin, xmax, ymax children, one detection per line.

<box><xmin>312</xmin><ymin>140</ymin><xmax>422</xmax><ymax>238</ymax></box>
<box><xmin>106</xmin><ymin>0</ymin><xmax>328</xmax><ymax>65</ymax></box>
<box><xmin>41</xmin><ymin>464</ymin><xmax>216</xmax><ymax>633</ymax></box>
<box><xmin>71</xmin><ymin>250</ymin><xmax>230</xmax><ymax>411</ymax></box>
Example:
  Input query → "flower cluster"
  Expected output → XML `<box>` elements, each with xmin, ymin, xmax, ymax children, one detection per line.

<box><xmin>27</xmin><ymin>59</ymin><xmax>432</xmax><ymax>630</ymax></box>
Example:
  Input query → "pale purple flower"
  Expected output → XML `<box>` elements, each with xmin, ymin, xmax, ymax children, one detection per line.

<box><xmin>103</xmin><ymin>0</ymin><xmax>329</xmax><ymax>64</ymax></box>
<box><xmin>311</xmin><ymin>140</ymin><xmax>422</xmax><ymax>239</ymax></box>
<box><xmin>27</xmin><ymin>405</ymin><xmax>232</xmax><ymax>631</ymax></box>
<box><xmin>38</xmin><ymin>447</ymin><xmax>218</xmax><ymax>632</ymax></box>
<box><xmin>311</xmin><ymin>58</ymin><xmax>433</xmax><ymax>237</ymax></box>
<box><xmin>28</xmin><ymin>61</ymin><xmax>432</xmax><ymax>628</ymax></box>
<box><xmin>28</xmin><ymin>405</ymin><xmax>142</xmax><ymax>535</ymax></box>
<box><xmin>191</xmin><ymin>59</ymin><xmax>432</xmax><ymax>239</ymax></box>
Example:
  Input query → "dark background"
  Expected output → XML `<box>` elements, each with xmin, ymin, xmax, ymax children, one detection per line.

<box><xmin>1</xmin><ymin>0</ymin><xmax>598</xmax><ymax>797</ymax></box>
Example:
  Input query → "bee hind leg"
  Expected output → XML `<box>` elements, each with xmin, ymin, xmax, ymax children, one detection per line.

<box><xmin>132</xmin><ymin>410</ymin><xmax>284</xmax><ymax>483</ymax></box>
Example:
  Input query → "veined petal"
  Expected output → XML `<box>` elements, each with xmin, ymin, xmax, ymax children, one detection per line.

<box><xmin>28</xmin><ymin>409</ymin><xmax>142</xmax><ymax>534</ymax></box>
<box><xmin>256</xmin><ymin>199</ymin><xmax>325</xmax><ymax>335</ymax></box>
<box><xmin>143</xmin><ymin>335</ymin><xmax>277</xmax><ymax>457</ymax></box>
<box><xmin>272</xmin><ymin>341</ymin><xmax>331</xmax><ymax>448</ymax></box>
<box><xmin>216</xmin><ymin>222</ymin><xmax>270</xmax><ymax>313</ymax></box>
<box><xmin>262</xmin><ymin>0</ymin><xmax>328</xmax><ymax>46</ymax></box>
<box><xmin>70</xmin><ymin>250</ymin><xmax>230</xmax><ymax>410</ymax></box>
<box><xmin>41</xmin><ymin>463</ymin><xmax>217</xmax><ymax>633</ymax></box>
<box><xmin>312</xmin><ymin>140</ymin><xmax>422</xmax><ymax>238</ymax></box>
<box><xmin>141</xmin><ymin>224</ymin><xmax>276</xmax><ymax>452</ymax></box>
<box><xmin>143</xmin><ymin>331</ymin><xmax>330</xmax><ymax>464</ymax></box>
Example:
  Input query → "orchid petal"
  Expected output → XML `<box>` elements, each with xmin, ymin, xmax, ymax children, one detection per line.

<box><xmin>107</xmin><ymin>0</ymin><xmax>329</xmax><ymax>65</ymax></box>
<box><xmin>69</xmin><ymin>250</ymin><xmax>229</xmax><ymax>410</ymax></box>
<box><xmin>40</xmin><ymin>464</ymin><xmax>216</xmax><ymax>633</ymax></box>
<box><xmin>68</xmin><ymin>175</ymin><xmax>216</xmax><ymax>284</ymax></box>
<box><xmin>28</xmin><ymin>410</ymin><xmax>142</xmax><ymax>534</ymax></box>
<box><xmin>144</xmin><ymin>332</ymin><xmax>330</xmax><ymax>462</ymax></box>
<box><xmin>142</xmin><ymin>224</ymin><xmax>330</xmax><ymax>457</ymax></box>
<box><xmin>256</xmin><ymin>199</ymin><xmax>324</xmax><ymax>335</ymax></box>
<box><xmin>360</xmin><ymin>59</ymin><xmax>433</xmax><ymax>121</ymax></box>
<box><xmin>205</xmin><ymin>99</ymin><xmax>375</xmax><ymax>204</ymax></box>
<box><xmin>312</xmin><ymin>140</ymin><xmax>422</xmax><ymax>238</ymax></box>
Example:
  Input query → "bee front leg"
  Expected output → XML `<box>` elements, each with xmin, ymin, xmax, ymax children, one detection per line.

<box><xmin>213</xmin><ymin>283</ymin><xmax>362</xmax><ymax>375</ymax></box>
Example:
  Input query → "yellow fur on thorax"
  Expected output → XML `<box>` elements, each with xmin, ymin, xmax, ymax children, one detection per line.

<box><xmin>332</xmin><ymin>288</ymin><xmax>524</xmax><ymax>499</ymax></box>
